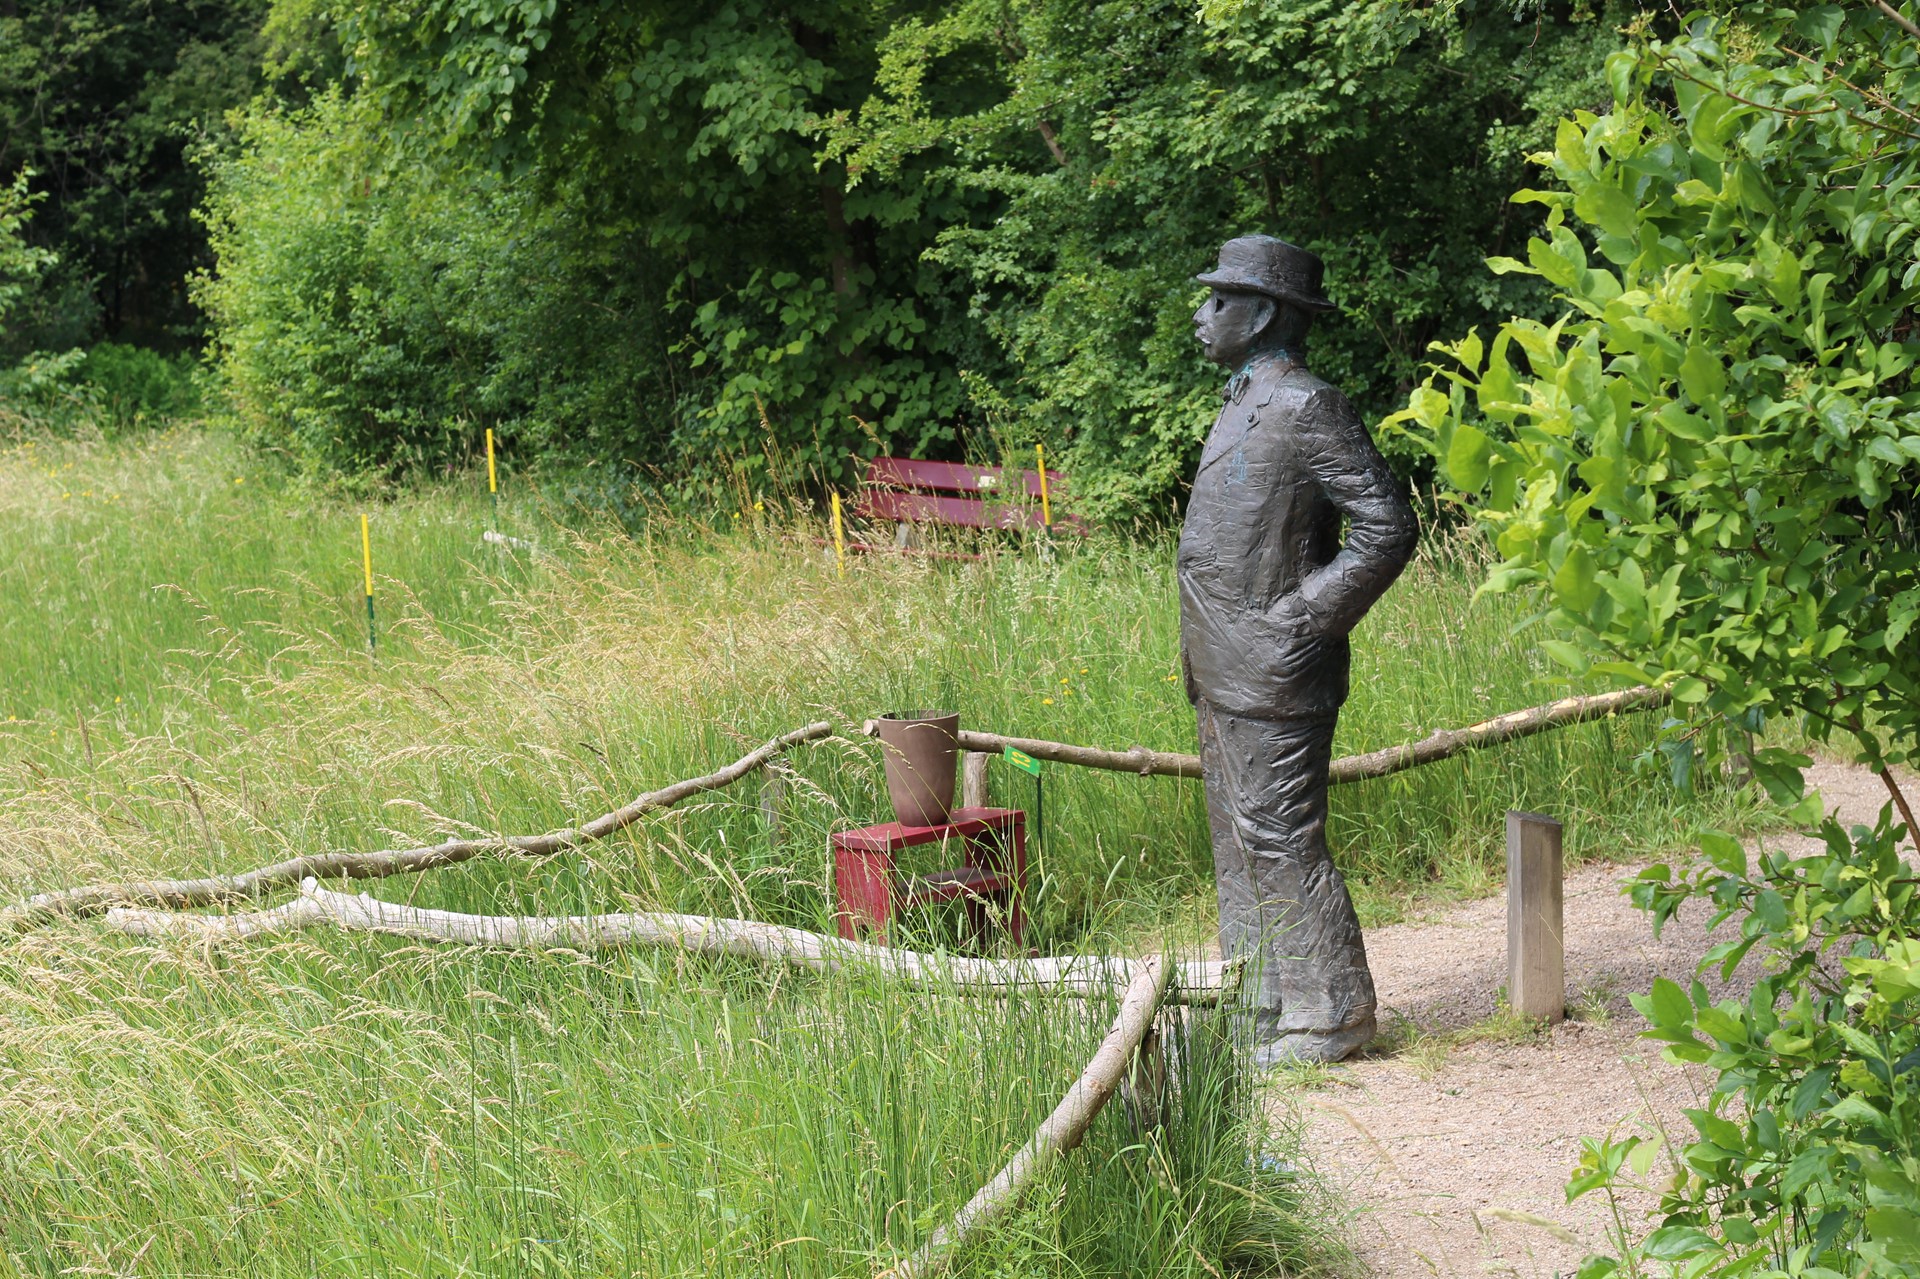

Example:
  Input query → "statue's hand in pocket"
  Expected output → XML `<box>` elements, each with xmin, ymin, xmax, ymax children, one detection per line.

<box><xmin>1260</xmin><ymin>593</ymin><xmax>1326</xmax><ymax>680</ymax></box>
<box><xmin>1264</xmin><ymin>591</ymin><xmax>1321</xmax><ymax>638</ymax></box>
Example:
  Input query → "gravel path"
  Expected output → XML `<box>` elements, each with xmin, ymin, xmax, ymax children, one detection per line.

<box><xmin>1287</xmin><ymin>761</ymin><xmax>1903</xmax><ymax>1278</ymax></box>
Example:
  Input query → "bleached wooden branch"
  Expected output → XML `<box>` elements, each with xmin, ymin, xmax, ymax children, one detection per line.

<box><xmin>105</xmin><ymin>880</ymin><xmax>1230</xmax><ymax>1004</ymax></box>
<box><xmin>2</xmin><ymin>722</ymin><xmax>836</xmax><ymax>931</ymax></box>
<box><xmin>878</xmin><ymin>956</ymin><xmax>1174</xmax><ymax>1279</ymax></box>
<box><xmin>482</xmin><ymin>529</ymin><xmax>547</xmax><ymax>557</ymax></box>
<box><xmin>871</xmin><ymin>685</ymin><xmax>1669</xmax><ymax>784</ymax></box>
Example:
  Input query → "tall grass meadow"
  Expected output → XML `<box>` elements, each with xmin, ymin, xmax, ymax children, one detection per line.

<box><xmin>0</xmin><ymin>428</ymin><xmax>1761</xmax><ymax>1275</ymax></box>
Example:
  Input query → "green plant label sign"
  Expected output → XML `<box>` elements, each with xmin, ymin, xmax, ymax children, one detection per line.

<box><xmin>1003</xmin><ymin>746</ymin><xmax>1041</xmax><ymax>776</ymax></box>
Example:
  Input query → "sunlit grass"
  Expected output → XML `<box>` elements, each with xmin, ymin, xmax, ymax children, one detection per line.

<box><xmin>0</xmin><ymin>429</ymin><xmax>1757</xmax><ymax>929</ymax></box>
<box><xmin>0</xmin><ymin>427</ymin><xmax>1761</xmax><ymax>1275</ymax></box>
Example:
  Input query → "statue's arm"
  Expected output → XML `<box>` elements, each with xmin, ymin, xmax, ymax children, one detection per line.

<box><xmin>1286</xmin><ymin>388</ymin><xmax>1419</xmax><ymax>637</ymax></box>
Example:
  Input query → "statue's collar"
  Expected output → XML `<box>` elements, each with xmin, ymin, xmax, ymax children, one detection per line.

<box><xmin>1223</xmin><ymin>349</ymin><xmax>1301</xmax><ymax>404</ymax></box>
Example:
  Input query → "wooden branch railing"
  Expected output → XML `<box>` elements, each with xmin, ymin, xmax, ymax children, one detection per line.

<box><xmin>947</xmin><ymin>729</ymin><xmax>1202</xmax><ymax>778</ymax></box>
<box><xmin>7</xmin><ymin>687</ymin><xmax>1667</xmax><ymax>936</ymax></box>
<box><xmin>1326</xmin><ymin>685</ymin><xmax>1669</xmax><ymax>785</ymax></box>
<box><xmin>877</xmin><ymin>685</ymin><xmax>1669</xmax><ymax>785</ymax></box>
<box><xmin>0</xmin><ymin>722</ymin><xmax>835</xmax><ymax>932</ymax></box>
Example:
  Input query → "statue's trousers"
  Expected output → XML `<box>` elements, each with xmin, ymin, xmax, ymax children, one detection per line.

<box><xmin>1196</xmin><ymin>699</ymin><xmax>1376</xmax><ymax>1051</ymax></box>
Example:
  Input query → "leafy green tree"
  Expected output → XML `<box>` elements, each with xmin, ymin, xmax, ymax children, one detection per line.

<box><xmin>1390</xmin><ymin>2</ymin><xmax>1920</xmax><ymax>810</ymax></box>
<box><xmin>196</xmin><ymin>92</ymin><xmax>683</xmax><ymax>473</ymax></box>
<box><xmin>1391</xmin><ymin>3</ymin><xmax>1920</xmax><ymax>1270</ymax></box>
<box><xmin>0</xmin><ymin>0</ymin><xmax>265</xmax><ymax>350</ymax></box>
<box><xmin>318</xmin><ymin>0</ymin><xmax>990</xmax><ymax>485</ymax></box>
<box><xmin>0</xmin><ymin>170</ymin><xmax>56</xmax><ymax>323</ymax></box>
<box><xmin>214</xmin><ymin>0</ymin><xmax>1626</xmax><ymax>499</ymax></box>
<box><xmin>0</xmin><ymin>168</ymin><xmax>90</xmax><ymax>424</ymax></box>
<box><xmin>825</xmin><ymin>0</ymin><xmax>1626</xmax><ymax>513</ymax></box>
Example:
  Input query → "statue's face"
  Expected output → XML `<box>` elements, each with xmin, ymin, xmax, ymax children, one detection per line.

<box><xmin>1192</xmin><ymin>288</ymin><xmax>1275</xmax><ymax>368</ymax></box>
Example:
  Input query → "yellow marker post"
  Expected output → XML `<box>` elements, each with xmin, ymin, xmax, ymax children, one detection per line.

<box><xmin>830</xmin><ymin>492</ymin><xmax>847</xmax><ymax>578</ymax></box>
<box><xmin>1035</xmin><ymin>444</ymin><xmax>1053</xmax><ymax>528</ymax></box>
<box><xmin>360</xmin><ymin>513</ymin><xmax>376</xmax><ymax>655</ymax></box>
<box><xmin>486</xmin><ymin>428</ymin><xmax>498</xmax><ymax>521</ymax></box>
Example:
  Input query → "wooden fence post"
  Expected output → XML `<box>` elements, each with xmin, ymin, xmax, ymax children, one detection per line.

<box><xmin>760</xmin><ymin>761</ymin><xmax>786</xmax><ymax>848</ymax></box>
<box><xmin>962</xmin><ymin>751</ymin><xmax>990</xmax><ymax>811</ymax></box>
<box><xmin>1505</xmin><ymin>810</ymin><xmax>1564</xmax><ymax>1023</ymax></box>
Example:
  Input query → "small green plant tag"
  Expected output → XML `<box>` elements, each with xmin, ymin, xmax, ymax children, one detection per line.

<box><xmin>1002</xmin><ymin>746</ymin><xmax>1041</xmax><ymax>776</ymax></box>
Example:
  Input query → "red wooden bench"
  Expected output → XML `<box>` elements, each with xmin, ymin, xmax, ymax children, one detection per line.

<box><xmin>850</xmin><ymin>457</ymin><xmax>1089</xmax><ymax>553</ymax></box>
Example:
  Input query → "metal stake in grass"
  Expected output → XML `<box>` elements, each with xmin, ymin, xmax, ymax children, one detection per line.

<box><xmin>360</xmin><ymin>513</ymin><xmax>376</xmax><ymax>656</ymax></box>
<box><xmin>485</xmin><ymin>427</ymin><xmax>498</xmax><ymax>523</ymax></box>
<box><xmin>1034</xmin><ymin>444</ymin><xmax>1053</xmax><ymax>529</ymax></box>
<box><xmin>830</xmin><ymin>491</ymin><xmax>847</xmax><ymax>577</ymax></box>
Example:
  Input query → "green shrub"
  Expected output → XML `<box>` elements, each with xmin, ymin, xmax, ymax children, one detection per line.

<box><xmin>76</xmin><ymin>343</ymin><xmax>203</xmax><ymax>433</ymax></box>
<box><xmin>0</xmin><ymin>171</ymin><xmax>93</xmax><ymax>432</ymax></box>
<box><xmin>0</xmin><ymin>348</ymin><xmax>91</xmax><ymax>433</ymax></box>
<box><xmin>0</xmin><ymin>170</ymin><xmax>55</xmax><ymax>323</ymax></box>
<box><xmin>1572</xmin><ymin>811</ymin><xmax>1920</xmax><ymax>1276</ymax></box>
<box><xmin>195</xmin><ymin>92</ymin><xmax>679</xmax><ymax>477</ymax></box>
<box><xmin>1383</xmin><ymin>0</ymin><xmax>1920</xmax><ymax>1271</ymax></box>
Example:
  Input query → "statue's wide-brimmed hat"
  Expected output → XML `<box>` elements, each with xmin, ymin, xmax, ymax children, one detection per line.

<box><xmin>1195</xmin><ymin>235</ymin><xmax>1336</xmax><ymax>312</ymax></box>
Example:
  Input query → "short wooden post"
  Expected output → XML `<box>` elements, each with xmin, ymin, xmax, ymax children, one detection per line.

<box><xmin>760</xmin><ymin>761</ymin><xmax>786</xmax><ymax>848</ymax></box>
<box><xmin>962</xmin><ymin>751</ymin><xmax>990</xmax><ymax>811</ymax></box>
<box><xmin>1506</xmin><ymin>810</ymin><xmax>1564</xmax><ymax>1023</ymax></box>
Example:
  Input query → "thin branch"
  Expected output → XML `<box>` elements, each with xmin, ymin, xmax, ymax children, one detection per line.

<box><xmin>1844</xmin><ymin>714</ymin><xmax>1920</xmax><ymax>856</ymax></box>
<box><xmin>1873</xmin><ymin>766</ymin><xmax>1920</xmax><ymax>853</ymax></box>
<box><xmin>1035</xmin><ymin>119</ymin><xmax>1068</xmax><ymax>166</ymax></box>
<box><xmin>104</xmin><ymin>881</ymin><xmax>1232</xmax><ymax>1004</ymax></box>
<box><xmin>1878</xmin><ymin>0</ymin><xmax>1920</xmax><ymax>41</ymax></box>
<box><xmin>1781</xmin><ymin>44</ymin><xmax>1920</xmax><ymax>125</ymax></box>
<box><xmin>1325</xmin><ymin>686</ymin><xmax>1671</xmax><ymax>785</ymax></box>
<box><xmin>1655</xmin><ymin>54</ymin><xmax>1840</xmax><ymax>119</ymax></box>
<box><xmin>1655</xmin><ymin>51</ymin><xmax>1920</xmax><ymax>143</ymax></box>
<box><xmin>937</xmin><ymin>729</ymin><xmax>1203</xmax><ymax>779</ymax></box>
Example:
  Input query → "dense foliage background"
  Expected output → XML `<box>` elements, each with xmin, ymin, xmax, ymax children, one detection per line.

<box><xmin>5</xmin><ymin>0</ymin><xmax>1629</xmax><ymax>509</ymax></box>
<box><xmin>0</xmin><ymin>0</ymin><xmax>265</xmax><ymax>354</ymax></box>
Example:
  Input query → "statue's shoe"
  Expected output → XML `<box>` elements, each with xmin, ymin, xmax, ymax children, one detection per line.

<box><xmin>1249</xmin><ymin>1016</ymin><xmax>1376</xmax><ymax>1066</ymax></box>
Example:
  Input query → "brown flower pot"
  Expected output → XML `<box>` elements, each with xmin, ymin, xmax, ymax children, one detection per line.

<box><xmin>876</xmin><ymin>711</ymin><xmax>960</xmax><ymax>828</ymax></box>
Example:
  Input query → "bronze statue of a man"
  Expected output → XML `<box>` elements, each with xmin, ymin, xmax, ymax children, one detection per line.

<box><xmin>1179</xmin><ymin>235</ymin><xmax>1418</xmax><ymax>1064</ymax></box>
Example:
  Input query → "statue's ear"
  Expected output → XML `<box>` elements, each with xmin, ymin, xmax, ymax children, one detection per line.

<box><xmin>1250</xmin><ymin>295</ymin><xmax>1278</xmax><ymax>337</ymax></box>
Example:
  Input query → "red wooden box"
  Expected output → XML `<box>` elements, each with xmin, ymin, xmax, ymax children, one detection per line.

<box><xmin>831</xmin><ymin>807</ymin><xmax>1026</xmax><ymax>949</ymax></box>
